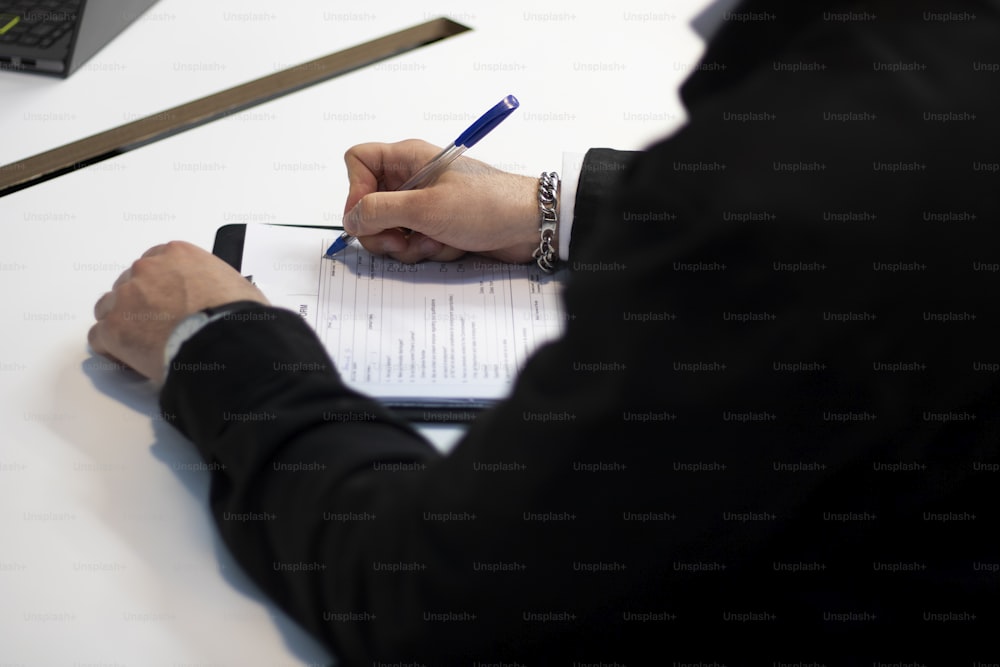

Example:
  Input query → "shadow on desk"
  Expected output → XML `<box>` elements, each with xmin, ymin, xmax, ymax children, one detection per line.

<box><xmin>80</xmin><ymin>355</ymin><xmax>336</xmax><ymax>666</ymax></box>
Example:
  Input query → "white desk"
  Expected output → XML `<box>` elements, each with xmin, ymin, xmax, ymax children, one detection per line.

<box><xmin>0</xmin><ymin>1</ymin><xmax>708</xmax><ymax>664</ymax></box>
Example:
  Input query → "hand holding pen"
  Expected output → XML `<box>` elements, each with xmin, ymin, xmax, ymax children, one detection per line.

<box><xmin>329</xmin><ymin>95</ymin><xmax>540</xmax><ymax>264</ymax></box>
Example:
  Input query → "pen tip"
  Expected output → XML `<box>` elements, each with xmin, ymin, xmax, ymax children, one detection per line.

<box><xmin>324</xmin><ymin>236</ymin><xmax>350</xmax><ymax>258</ymax></box>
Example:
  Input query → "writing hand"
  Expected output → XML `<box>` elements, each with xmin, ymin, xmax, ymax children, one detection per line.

<box><xmin>342</xmin><ymin>139</ymin><xmax>540</xmax><ymax>264</ymax></box>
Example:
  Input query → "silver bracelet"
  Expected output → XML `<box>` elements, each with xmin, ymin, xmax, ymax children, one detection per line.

<box><xmin>533</xmin><ymin>171</ymin><xmax>560</xmax><ymax>273</ymax></box>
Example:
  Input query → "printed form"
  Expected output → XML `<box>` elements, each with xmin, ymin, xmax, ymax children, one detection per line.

<box><xmin>240</xmin><ymin>224</ymin><xmax>566</xmax><ymax>405</ymax></box>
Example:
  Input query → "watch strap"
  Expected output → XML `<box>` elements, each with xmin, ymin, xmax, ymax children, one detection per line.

<box><xmin>162</xmin><ymin>300</ymin><xmax>266</xmax><ymax>379</ymax></box>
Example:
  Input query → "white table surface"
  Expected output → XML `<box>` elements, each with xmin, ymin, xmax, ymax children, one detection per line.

<box><xmin>0</xmin><ymin>1</ymin><xmax>709</xmax><ymax>664</ymax></box>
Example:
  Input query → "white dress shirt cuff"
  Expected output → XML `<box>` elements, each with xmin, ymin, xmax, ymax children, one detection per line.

<box><xmin>558</xmin><ymin>152</ymin><xmax>585</xmax><ymax>262</ymax></box>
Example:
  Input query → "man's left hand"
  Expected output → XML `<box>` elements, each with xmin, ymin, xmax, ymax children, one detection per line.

<box><xmin>89</xmin><ymin>241</ymin><xmax>269</xmax><ymax>383</ymax></box>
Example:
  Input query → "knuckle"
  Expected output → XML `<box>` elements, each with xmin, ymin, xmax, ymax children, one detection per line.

<box><xmin>163</xmin><ymin>239</ymin><xmax>192</xmax><ymax>255</ymax></box>
<box><xmin>129</xmin><ymin>257</ymin><xmax>150</xmax><ymax>276</ymax></box>
<box><xmin>343</xmin><ymin>145</ymin><xmax>363</xmax><ymax>165</ymax></box>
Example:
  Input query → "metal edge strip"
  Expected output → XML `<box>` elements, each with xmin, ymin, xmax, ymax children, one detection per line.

<box><xmin>0</xmin><ymin>17</ymin><xmax>470</xmax><ymax>197</ymax></box>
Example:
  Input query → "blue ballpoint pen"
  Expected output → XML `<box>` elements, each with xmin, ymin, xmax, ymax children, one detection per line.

<box><xmin>323</xmin><ymin>94</ymin><xmax>520</xmax><ymax>258</ymax></box>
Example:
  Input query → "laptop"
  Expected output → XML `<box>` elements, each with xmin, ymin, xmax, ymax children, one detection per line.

<box><xmin>0</xmin><ymin>0</ymin><xmax>157</xmax><ymax>77</ymax></box>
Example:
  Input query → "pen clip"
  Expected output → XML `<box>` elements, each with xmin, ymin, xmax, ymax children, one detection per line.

<box><xmin>453</xmin><ymin>94</ymin><xmax>519</xmax><ymax>148</ymax></box>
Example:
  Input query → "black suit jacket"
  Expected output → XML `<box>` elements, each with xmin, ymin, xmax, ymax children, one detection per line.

<box><xmin>162</xmin><ymin>0</ymin><xmax>1000</xmax><ymax>664</ymax></box>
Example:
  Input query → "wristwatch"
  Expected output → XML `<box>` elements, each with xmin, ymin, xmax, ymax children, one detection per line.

<box><xmin>162</xmin><ymin>300</ymin><xmax>265</xmax><ymax>376</ymax></box>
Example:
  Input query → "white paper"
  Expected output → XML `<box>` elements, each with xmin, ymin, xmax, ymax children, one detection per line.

<box><xmin>240</xmin><ymin>224</ymin><xmax>566</xmax><ymax>405</ymax></box>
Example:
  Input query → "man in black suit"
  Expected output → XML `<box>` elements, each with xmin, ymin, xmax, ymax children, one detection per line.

<box><xmin>90</xmin><ymin>0</ymin><xmax>1000</xmax><ymax>663</ymax></box>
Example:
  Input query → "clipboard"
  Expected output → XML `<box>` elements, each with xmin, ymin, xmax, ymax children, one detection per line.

<box><xmin>212</xmin><ymin>223</ymin><xmax>566</xmax><ymax>423</ymax></box>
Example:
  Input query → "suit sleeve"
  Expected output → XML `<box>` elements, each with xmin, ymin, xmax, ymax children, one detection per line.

<box><xmin>567</xmin><ymin>147</ymin><xmax>641</xmax><ymax>258</ymax></box>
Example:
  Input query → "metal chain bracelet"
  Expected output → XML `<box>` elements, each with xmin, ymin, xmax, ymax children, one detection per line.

<box><xmin>533</xmin><ymin>171</ymin><xmax>560</xmax><ymax>273</ymax></box>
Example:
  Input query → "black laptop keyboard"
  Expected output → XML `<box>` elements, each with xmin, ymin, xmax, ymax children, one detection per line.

<box><xmin>0</xmin><ymin>0</ymin><xmax>80</xmax><ymax>48</ymax></box>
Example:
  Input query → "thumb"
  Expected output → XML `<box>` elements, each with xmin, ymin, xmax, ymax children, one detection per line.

<box><xmin>343</xmin><ymin>191</ymin><xmax>425</xmax><ymax>238</ymax></box>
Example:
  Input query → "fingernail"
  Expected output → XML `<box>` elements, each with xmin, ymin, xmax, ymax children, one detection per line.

<box><xmin>343</xmin><ymin>208</ymin><xmax>358</xmax><ymax>234</ymax></box>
